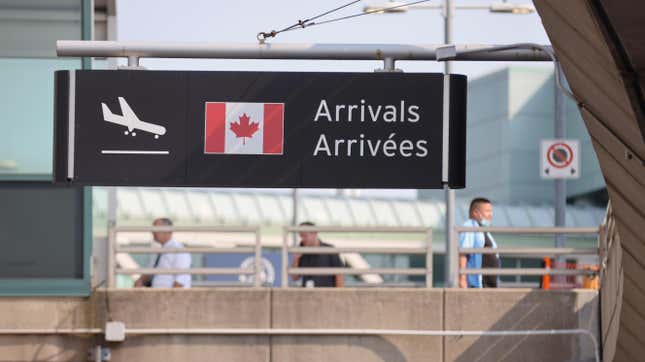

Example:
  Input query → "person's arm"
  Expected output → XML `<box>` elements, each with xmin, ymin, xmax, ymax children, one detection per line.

<box><xmin>335</xmin><ymin>275</ymin><xmax>345</xmax><ymax>288</ymax></box>
<box><xmin>173</xmin><ymin>252</ymin><xmax>191</xmax><ymax>288</ymax></box>
<box><xmin>331</xmin><ymin>253</ymin><xmax>344</xmax><ymax>288</ymax></box>
<box><xmin>458</xmin><ymin>227</ymin><xmax>472</xmax><ymax>289</ymax></box>
<box><xmin>134</xmin><ymin>255</ymin><xmax>157</xmax><ymax>287</ymax></box>
<box><xmin>134</xmin><ymin>274</ymin><xmax>152</xmax><ymax>287</ymax></box>
<box><xmin>291</xmin><ymin>253</ymin><xmax>301</xmax><ymax>281</ymax></box>
<box><xmin>459</xmin><ymin>255</ymin><xmax>468</xmax><ymax>288</ymax></box>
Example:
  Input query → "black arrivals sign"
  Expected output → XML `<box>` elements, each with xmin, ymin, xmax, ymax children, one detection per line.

<box><xmin>54</xmin><ymin>70</ymin><xmax>467</xmax><ymax>188</ymax></box>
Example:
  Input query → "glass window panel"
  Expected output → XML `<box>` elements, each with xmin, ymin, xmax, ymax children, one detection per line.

<box><xmin>138</xmin><ymin>189</ymin><xmax>167</xmax><ymax>220</ymax></box>
<box><xmin>0</xmin><ymin>183</ymin><xmax>83</xmax><ymax>278</ymax></box>
<box><xmin>302</xmin><ymin>197</ymin><xmax>330</xmax><ymax>225</ymax></box>
<box><xmin>256</xmin><ymin>195</ymin><xmax>285</xmax><ymax>225</ymax></box>
<box><xmin>117</xmin><ymin>188</ymin><xmax>144</xmax><ymax>220</ymax></box>
<box><xmin>0</xmin><ymin>0</ymin><xmax>82</xmax><ymax>57</ymax></box>
<box><xmin>369</xmin><ymin>200</ymin><xmax>398</xmax><ymax>226</ymax></box>
<box><xmin>505</xmin><ymin>206</ymin><xmax>532</xmax><ymax>227</ymax></box>
<box><xmin>347</xmin><ymin>199</ymin><xmax>375</xmax><ymax>226</ymax></box>
<box><xmin>392</xmin><ymin>201</ymin><xmax>422</xmax><ymax>227</ymax></box>
<box><xmin>0</xmin><ymin>58</ymin><xmax>81</xmax><ymax>177</ymax></box>
<box><xmin>416</xmin><ymin>202</ymin><xmax>443</xmax><ymax>229</ymax></box>
<box><xmin>278</xmin><ymin>195</ymin><xmax>294</xmax><ymax>222</ymax></box>
<box><xmin>526</xmin><ymin>207</ymin><xmax>553</xmax><ymax>227</ymax></box>
<box><xmin>325</xmin><ymin>198</ymin><xmax>354</xmax><ymax>226</ymax></box>
<box><xmin>161</xmin><ymin>190</ymin><xmax>193</xmax><ymax>223</ymax></box>
<box><xmin>491</xmin><ymin>206</ymin><xmax>511</xmax><ymax>227</ymax></box>
<box><xmin>186</xmin><ymin>190</ymin><xmax>216</xmax><ymax>223</ymax></box>
<box><xmin>209</xmin><ymin>193</ymin><xmax>238</xmax><ymax>223</ymax></box>
<box><xmin>231</xmin><ymin>194</ymin><xmax>262</xmax><ymax>224</ymax></box>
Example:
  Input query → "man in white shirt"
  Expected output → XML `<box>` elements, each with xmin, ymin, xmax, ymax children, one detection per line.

<box><xmin>134</xmin><ymin>218</ymin><xmax>191</xmax><ymax>288</ymax></box>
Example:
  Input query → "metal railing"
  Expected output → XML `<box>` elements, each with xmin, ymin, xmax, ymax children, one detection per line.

<box><xmin>282</xmin><ymin>226</ymin><xmax>433</xmax><ymax>288</ymax></box>
<box><xmin>108</xmin><ymin>225</ymin><xmax>601</xmax><ymax>289</ymax></box>
<box><xmin>108</xmin><ymin>225</ymin><xmax>262</xmax><ymax>288</ymax></box>
<box><xmin>453</xmin><ymin>226</ymin><xmax>600</xmax><ymax>287</ymax></box>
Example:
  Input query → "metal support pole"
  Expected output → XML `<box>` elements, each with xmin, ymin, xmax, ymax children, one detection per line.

<box><xmin>254</xmin><ymin>228</ymin><xmax>262</xmax><ymax>287</ymax></box>
<box><xmin>107</xmin><ymin>225</ymin><xmax>115</xmax><ymax>289</ymax></box>
<box><xmin>57</xmin><ymin>41</ymin><xmax>553</xmax><ymax>62</ymax></box>
<box><xmin>107</xmin><ymin>187</ymin><xmax>117</xmax><ymax>288</ymax></box>
<box><xmin>94</xmin><ymin>345</ymin><xmax>102</xmax><ymax>362</ymax></box>
<box><xmin>281</xmin><ymin>227</ymin><xmax>289</xmax><ymax>288</ymax></box>
<box><xmin>443</xmin><ymin>0</ymin><xmax>458</xmax><ymax>288</ymax></box>
<box><xmin>292</xmin><ymin>189</ymin><xmax>298</xmax><ymax>226</ymax></box>
<box><xmin>81</xmin><ymin>0</ymin><xmax>93</xmax><ymax>70</ymax></box>
<box><xmin>127</xmin><ymin>55</ymin><xmax>139</xmax><ymax>67</ymax></box>
<box><xmin>443</xmin><ymin>0</ymin><xmax>453</xmax><ymax>74</ymax></box>
<box><xmin>379</xmin><ymin>57</ymin><xmax>399</xmax><ymax>72</ymax></box>
<box><xmin>554</xmin><ymin>69</ymin><xmax>567</xmax><ymax>251</ymax></box>
<box><xmin>425</xmin><ymin>228</ymin><xmax>433</xmax><ymax>288</ymax></box>
<box><xmin>291</xmin><ymin>188</ymin><xmax>299</xmax><ymax>246</ymax></box>
<box><xmin>447</xmin><ymin>189</ymin><xmax>458</xmax><ymax>287</ymax></box>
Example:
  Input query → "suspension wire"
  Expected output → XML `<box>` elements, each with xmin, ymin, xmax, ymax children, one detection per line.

<box><xmin>306</xmin><ymin>0</ymin><xmax>363</xmax><ymax>23</ymax></box>
<box><xmin>258</xmin><ymin>0</ymin><xmax>362</xmax><ymax>42</ymax></box>
<box><xmin>258</xmin><ymin>0</ymin><xmax>432</xmax><ymax>42</ymax></box>
<box><xmin>307</xmin><ymin>0</ymin><xmax>431</xmax><ymax>28</ymax></box>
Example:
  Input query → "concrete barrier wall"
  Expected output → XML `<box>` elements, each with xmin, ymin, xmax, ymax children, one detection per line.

<box><xmin>444</xmin><ymin>289</ymin><xmax>599</xmax><ymax>362</ymax></box>
<box><xmin>0</xmin><ymin>289</ymin><xmax>598</xmax><ymax>362</ymax></box>
<box><xmin>271</xmin><ymin>289</ymin><xmax>444</xmax><ymax>362</ymax></box>
<box><xmin>0</xmin><ymin>297</ymin><xmax>96</xmax><ymax>361</ymax></box>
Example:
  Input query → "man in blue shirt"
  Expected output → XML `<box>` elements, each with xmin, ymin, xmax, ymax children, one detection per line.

<box><xmin>459</xmin><ymin>198</ymin><xmax>499</xmax><ymax>288</ymax></box>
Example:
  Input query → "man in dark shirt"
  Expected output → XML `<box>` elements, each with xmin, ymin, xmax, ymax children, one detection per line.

<box><xmin>292</xmin><ymin>221</ymin><xmax>345</xmax><ymax>287</ymax></box>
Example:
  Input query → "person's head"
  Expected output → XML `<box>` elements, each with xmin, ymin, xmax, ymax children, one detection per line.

<box><xmin>298</xmin><ymin>221</ymin><xmax>319</xmax><ymax>246</ymax></box>
<box><xmin>152</xmin><ymin>217</ymin><xmax>173</xmax><ymax>244</ymax></box>
<box><xmin>469</xmin><ymin>198</ymin><xmax>493</xmax><ymax>226</ymax></box>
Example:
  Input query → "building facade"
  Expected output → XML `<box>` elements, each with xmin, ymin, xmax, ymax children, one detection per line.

<box><xmin>420</xmin><ymin>67</ymin><xmax>606</xmax><ymax>206</ymax></box>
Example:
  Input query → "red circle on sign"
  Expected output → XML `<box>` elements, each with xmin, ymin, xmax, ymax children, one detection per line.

<box><xmin>547</xmin><ymin>143</ymin><xmax>574</xmax><ymax>168</ymax></box>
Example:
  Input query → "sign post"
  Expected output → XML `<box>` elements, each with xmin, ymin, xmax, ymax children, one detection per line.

<box><xmin>54</xmin><ymin>70</ymin><xmax>467</xmax><ymax>189</ymax></box>
<box><xmin>540</xmin><ymin>139</ymin><xmax>580</xmax><ymax>179</ymax></box>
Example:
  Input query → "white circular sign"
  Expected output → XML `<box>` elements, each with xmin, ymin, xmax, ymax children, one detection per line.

<box><xmin>238</xmin><ymin>256</ymin><xmax>276</xmax><ymax>285</ymax></box>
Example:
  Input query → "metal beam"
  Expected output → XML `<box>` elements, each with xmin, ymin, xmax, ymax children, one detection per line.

<box><xmin>454</xmin><ymin>226</ymin><xmax>599</xmax><ymax>234</ymax></box>
<box><xmin>116</xmin><ymin>268</ymin><xmax>254</xmax><ymax>275</ymax></box>
<box><xmin>284</xmin><ymin>226</ymin><xmax>430</xmax><ymax>233</ymax></box>
<box><xmin>113</xmin><ymin>225</ymin><xmax>259</xmax><ymax>232</ymax></box>
<box><xmin>461</xmin><ymin>268</ymin><xmax>595</xmax><ymax>276</ymax></box>
<box><xmin>289</xmin><ymin>246</ymin><xmax>427</xmax><ymax>254</ymax></box>
<box><xmin>56</xmin><ymin>41</ymin><xmax>552</xmax><ymax>61</ymax></box>
<box><xmin>460</xmin><ymin>247</ymin><xmax>598</xmax><ymax>255</ymax></box>
<box><xmin>115</xmin><ymin>247</ymin><xmax>256</xmax><ymax>254</ymax></box>
<box><xmin>289</xmin><ymin>267</ymin><xmax>427</xmax><ymax>275</ymax></box>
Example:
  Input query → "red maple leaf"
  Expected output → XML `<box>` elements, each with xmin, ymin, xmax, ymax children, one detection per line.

<box><xmin>230</xmin><ymin>113</ymin><xmax>259</xmax><ymax>145</ymax></box>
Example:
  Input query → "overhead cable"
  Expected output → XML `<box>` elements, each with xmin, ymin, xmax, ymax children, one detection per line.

<box><xmin>257</xmin><ymin>0</ymin><xmax>432</xmax><ymax>42</ymax></box>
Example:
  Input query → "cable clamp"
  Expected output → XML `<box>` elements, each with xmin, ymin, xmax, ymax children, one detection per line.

<box><xmin>436</xmin><ymin>45</ymin><xmax>457</xmax><ymax>61</ymax></box>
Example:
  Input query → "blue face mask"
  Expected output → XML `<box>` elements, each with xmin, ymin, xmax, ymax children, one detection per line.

<box><xmin>479</xmin><ymin>219</ymin><xmax>491</xmax><ymax>227</ymax></box>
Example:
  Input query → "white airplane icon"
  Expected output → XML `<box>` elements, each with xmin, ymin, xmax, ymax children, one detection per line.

<box><xmin>101</xmin><ymin>97</ymin><xmax>166</xmax><ymax>139</ymax></box>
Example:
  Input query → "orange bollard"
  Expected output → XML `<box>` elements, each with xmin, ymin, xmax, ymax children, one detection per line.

<box><xmin>542</xmin><ymin>257</ymin><xmax>551</xmax><ymax>290</ymax></box>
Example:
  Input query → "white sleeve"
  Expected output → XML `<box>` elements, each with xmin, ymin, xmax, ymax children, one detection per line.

<box><xmin>459</xmin><ymin>223</ymin><xmax>475</xmax><ymax>249</ymax></box>
<box><xmin>173</xmin><ymin>252</ymin><xmax>192</xmax><ymax>287</ymax></box>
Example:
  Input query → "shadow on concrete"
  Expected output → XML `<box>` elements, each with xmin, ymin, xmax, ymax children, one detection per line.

<box><xmin>107</xmin><ymin>335</ymin><xmax>271</xmax><ymax>361</ymax></box>
<box><xmin>271</xmin><ymin>335</ymin><xmax>408</xmax><ymax>362</ymax></box>
<box><xmin>0</xmin><ymin>335</ymin><xmax>93</xmax><ymax>362</ymax></box>
<box><xmin>450</xmin><ymin>290</ymin><xmax>598</xmax><ymax>362</ymax></box>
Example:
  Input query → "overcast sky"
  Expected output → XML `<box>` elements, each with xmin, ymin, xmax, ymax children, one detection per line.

<box><xmin>115</xmin><ymin>0</ymin><xmax>551</xmax><ymax>199</ymax></box>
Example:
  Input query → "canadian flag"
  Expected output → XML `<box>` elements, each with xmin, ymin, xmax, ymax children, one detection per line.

<box><xmin>204</xmin><ymin>102</ymin><xmax>284</xmax><ymax>155</ymax></box>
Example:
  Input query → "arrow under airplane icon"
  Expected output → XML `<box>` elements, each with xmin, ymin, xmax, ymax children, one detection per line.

<box><xmin>101</xmin><ymin>97</ymin><xmax>166</xmax><ymax>139</ymax></box>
